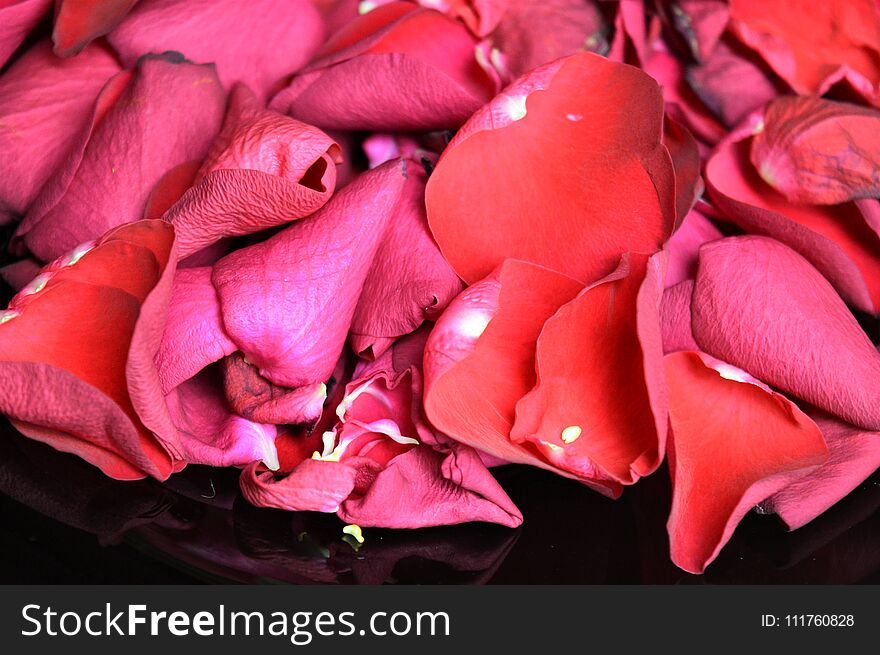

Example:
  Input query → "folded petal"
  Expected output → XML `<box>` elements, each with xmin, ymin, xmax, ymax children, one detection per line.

<box><xmin>350</xmin><ymin>160</ymin><xmax>463</xmax><ymax>358</ymax></box>
<box><xmin>53</xmin><ymin>0</ymin><xmax>139</xmax><ymax>56</ymax></box>
<box><xmin>658</xmin><ymin>0</ymin><xmax>729</xmax><ymax>63</ymax></box>
<box><xmin>212</xmin><ymin>159</ymin><xmax>407</xmax><ymax>388</ymax></box>
<box><xmin>751</xmin><ymin>96</ymin><xmax>880</xmax><ymax>205</ymax></box>
<box><xmin>270</xmin><ymin>2</ymin><xmax>497</xmax><ymax>130</ymax></box>
<box><xmin>240</xmin><ymin>459</ymin><xmax>357</xmax><ymax>513</ymax></box>
<box><xmin>765</xmin><ymin>410</ymin><xmax>880</xmax><ymax>531</ymax></box>
<box><xmin>165</xmin><ymin>366</ymin><xmax>279</xmax><ymax>469</ymax></box>
<box><xmin>728</xmin><ymin>0</ymin><xmax>880</xmax><ymax>101</ymax></box>
<box><xmin>165</xmin><ymin>84</ymin><xmax>341</xmax><ymax>259</ymax></box>
<box><xmin>155</xmin><ymin>266</ymin><xmax>237</xmax><ymax>394</ymax></box>
<box><xmin>510</xmin><ymin>252</ymin><xmax>667</xmax><ymax>486</ymax></box>
<box><xmin>0</xmin><ymin>40</ymin><xmax>120</xmax><ymax>223</ymax></box>
<box><xmin>0</xmin><ymin>220</ymin><xmax>177</xmax><ymax>480</ymax></box>
<box><xmin>108</xmin><ymin>0</ymin><xmax>324</xmax><ymax>99</ymax></box>
<box><xmin>19</xmin><ymin>53</ymin><xmax>225</xmax><ymax>262</ymax></box>
<box><xmin>222</xmin><ymin>352</ymin><xmax>328</xmax><ymax>426</ymax></box>
<box><xmin>423</xmin><ymin>259</ymin><xmax>618</xmax><ymax>488</ymax></box>
<box><xmin>426</xmin><ymin>52</ymin><xmax>675</xmax><ymax>286</ymax></box>
<box><xmin>691</xmin><ymin>236</ymin><xmax>880</xmax><ymax>430</ymax></box>
<box><xmin>665</xmin><ymin>351</ymin><xmax>828</xmax><ymax>574</ymax></box>
<box><xmin>0</xmin><ymin>0</ymin><xmax>51</xmax><ymax>68</ymax></box>
<box><xmin>706</xmin><ymin>112</ymin><xmax>880</xmax><ymax>314</ymax></box>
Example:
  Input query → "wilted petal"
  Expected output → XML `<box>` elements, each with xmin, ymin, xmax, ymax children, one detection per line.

<box><xmin>751</xmin><ymin>96</ymin><xmax>880</xmax><ymax>205</ymax></box>
<box><xmin>665</xmin><ymin>351</ymin><xmax>828</xmax><ymax>574</ymax></box>
<box><xmin>0</xmin><ymin>40</ymin><xmax>120</xmax><ymax>223</ymax></box>
<box><xmin>691</xmin><ymin>236</ymin><xmax>880</xmax><ymax>430</ymax></box>
<box><xmin>108</xmin><ymin>0</ymin><xmax>324</xmax><ymax>99</ymax></box>
<box><xmin>19</xmin><ymin>53</ymin><xmax>225</xmax><ymax>262</ymax></box>
<box><xmin>165</xmin><ymin>84</ymin><xmax>340</xmax><ymax>259</ymax></box>
<box><xmin>706</xmin><ymin>113</ymin><xmax>880</xmax><ymax>314</ymax></box>
<box><xmin>426</xmin><ymin>52</ymin><xmax>675</xmax><ymax>286</ymax></box>
<box><xmin>240</xmin><ymin>459</ymin><xmax>357</xmax><ymax>513</ymax></box>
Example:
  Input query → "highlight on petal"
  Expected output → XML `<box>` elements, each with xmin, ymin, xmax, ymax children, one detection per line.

<box><xmin>750</xmin><ymin>96</ymin><xmax>880</xmax><ymax>205</ymax></box>
<box><xmin>212</xmin><ymin>159</ymin><xmax>408</xmax><ymax>389</ymax></box>
<box><xmin>728</xmin><ymin>0</ymin><xmax>880</xmax><ymax>100</ymax></box>
<box><xmin>108</xmin><ymin>0</ymin><xmax>324</xmax><ymax>100</ymax></box>
<box><xmin>706</xmin><ymin>112</ymin><xmax>880</xmax><ymax>314</ymax></box>
<box><xmin>665</xmin><ymin>351</ymin><xmax>828</xmax><ymax>574</ymax></box>
<box><xmin>0</xmin><ymin>0</ymin><xmax>51</xmax><ymax>69</ymax></box>
<box><xmin>765</xmin><ymin>410</ymin><xmax>880</xmax><ymax>531</ymax></box>
<box><xmin>426</xmin><ymin>51</ymin><xmax>676</xmax><ymax>286</ymax></box>
<box><xmin>349</xmin><ymin>159</ymin><xmax>463</xmax><ymax>358</ymax></box>
<box><xmin>165</xmin><ymin>84</ymin><xmax>341</xmax><ymax>259</ymax></box>
<box><xmin>53</xmin><ymin>0</ymin><xmax>140</xmax><ymax>56</ymax></box>
<box><xmin>270</xmin><ymin>2</ymin><xmax>498</xmax><ymax>130</ymax></box>
<box><xmin>19</xmin><ymin>53</ymin><xmax>225</xmax><ymax>262</ymax></box>
<box><xmin>0</xmin><ymin>40</ymin><xmax>121</xmax><ymax>224</ymax></box>
<box><xmin>510</xmin><ymin>252</ymin><xmax>667</xmax><ymax>487</ymax></box>
<box><xmin>691</xmin><ymin>236</ymin><xmax>880</xmax><ymax>430</ymax></box>
<box><xmin>0</xmin><ymin>220</ymin><xmax>178</xmax><ymax>480</ymax></box>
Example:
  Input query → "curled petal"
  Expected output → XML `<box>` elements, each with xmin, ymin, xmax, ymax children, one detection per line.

<box><xmin>751</xmin><ymin>96</ymin><xmax>880</xmax><ymax>205</ymax></box>
<box><xmin>240</xmin><ymin>459</ymin><xmax>357</xmax><ymax>513</ymax></box>
<box><xmin>53</xmin><ymin>0</ymin><xmax>139</xmax><ymax>56</ymax></box>
<box><xmin>165</xmin><ymin>84</ymin><xmax>340</xmax><ymax>259</ymax></box>
<box><xmin>691</xmin><ymin>236</ymin><xmax>880</xmax><ymax>430</ymax></box>
<box><xmin>665</xmin><ymin>351</ymin><xmax>828</xmax><ymax>574</ymax></box>
<box><xmin>660</xmin><ymin>279</ymin><xmax>698</xmax><ymax>354</ymax></box>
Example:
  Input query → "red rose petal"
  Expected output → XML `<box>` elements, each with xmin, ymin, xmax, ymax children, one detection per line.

<box><xmin>665</xmin><ymin>351</ymin><xmax>828</xmax><ymax>574</ymax></box>
<box><xmin>426</xmin><ymin>52</ymin><xmax>675</xmax><ymax>286</ymax></box>
<box><xmin>53</xmin><ymin>0</ymin><xmax>140</xmax><ymax>56</ymax></box>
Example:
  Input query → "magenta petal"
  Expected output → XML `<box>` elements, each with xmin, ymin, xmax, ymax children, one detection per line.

<box><xmin>212</xmin><ymin>159</ymin><xmax>408</xmax><ymax>388</ymax></box>
<box><xmin>165</xmin><ymin>367</ymin><xmax>279</xmax><ymax>469</ymax></box>
<box><xmin>155</xmin><ymin>266</ymin><xmax>238</xmax><ymax>394</ymax></box>
<box><xmin>350</xmin><ymin>161</ymin><xmax>463</xmax><ymax>358</ymax></box>
<box><xmin>338</xmin><ymin>444</ymin><xmax>522</xmax><ymax>528</ymax></box>
<box><xmin>166</xmin><ymin>85</ymin><xmax>340</xmax><ymax>259</ymax></box>
<box><xmin>691</xmin><ymin>236</ymin><xmax>880</xmax><ymax>430</ymax></box>
<box><xmin>665</xmin><ymin>206</ymin><xmax>722</xmax><ymax>288</ymax></box>
<box><xmin>240</xmin><ymin>459</ymin><xmax>357</xmax><ymax>513</ymax></box>
<box><xmin>0</xmin><ymin>40</ymin><xmax>121</xmax><ymax>223</ymax></box>
<box><xmin>108</xmin><ymin>0</ymin><xmax>324</xmax><ymax>100</ymax></box>
<box><xmin>660</xmin><ymin>279</ymin><xmax>698</xmax><ymax>354</ymax></box>
<box><xmin>19</xmin><ymin>53</ymin><xmax>225</xmax><ymax>262</ymax></box>
<box><xmin>0</xmin><ymin>0</ymin><xmax>50</xmax><ymax>69</ymax></box>
<box><xmin>766</xmin><ymin>410</ymin><xmax>880</xmax><ymax>531</ymax></box>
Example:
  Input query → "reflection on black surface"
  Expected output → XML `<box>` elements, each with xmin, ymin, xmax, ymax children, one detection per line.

<box><xmin>0</xmin><ymin>420</ymin><xmax>878</xmax><ymax>584</ymax></box>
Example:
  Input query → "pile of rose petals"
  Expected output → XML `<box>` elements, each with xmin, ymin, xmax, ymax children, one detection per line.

<box><xmin>0</xmin><ymin>0</ymin><xmax>879</xmax><ymax>576</ymax></box>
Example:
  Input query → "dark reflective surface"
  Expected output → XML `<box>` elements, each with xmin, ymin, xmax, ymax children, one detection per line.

<box><xmin>1</xmin><ymin>420</ymin><xmax>878</xmax><ymax>584</ymax></box>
